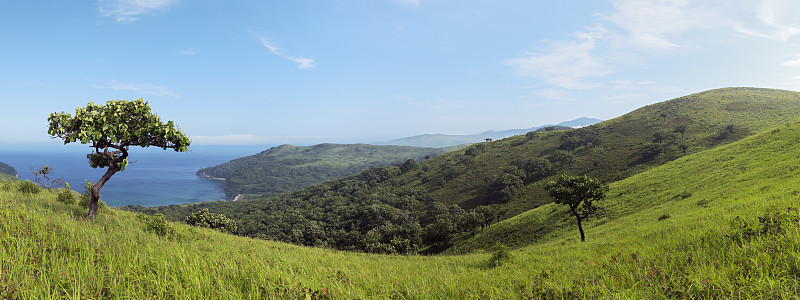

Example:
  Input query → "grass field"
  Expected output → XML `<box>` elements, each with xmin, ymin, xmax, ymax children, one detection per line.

<box><xmin>2</xmin><ymin>119</ymin><xmax>800</xmax><ymax>298</ymax></box>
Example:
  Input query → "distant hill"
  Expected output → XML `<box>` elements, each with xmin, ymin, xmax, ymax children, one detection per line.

<box><xmin>374</xmin><ymin>117</ymin><xmax>602</xmax><ymax>147</ymax></box>
<box><xmin>0</xmin><ymin>161</ymin><xmax>16</xmax><ymax>177</ymax></box>
<box><xmin>134</xmin><ymin>87</ymin><xmax>800</xmax><ymax>255</ymax></box>
<box><xmin>195</xmin><ymin>143</ymin><xmax>448</xmax><ymax>198</ymax></box>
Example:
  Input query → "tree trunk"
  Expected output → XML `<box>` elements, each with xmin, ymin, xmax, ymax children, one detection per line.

<box><xmin>88</xmin><ymin>164</ymin><xmax>119</xmax><ymax>219</ymax></box>
<box><xmin>576</xmin><ymin>217</ymin><xmax>586</xmax><ymax>242</ymax></box>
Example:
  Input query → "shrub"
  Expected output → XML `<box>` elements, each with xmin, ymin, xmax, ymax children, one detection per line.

<box><xmin>57</xmin><ymin>190</ymin><xmax>77</xmax><ymax>205</ymax></box>
<box><xmin>488</xmin><ymin>243</ymin><xmax>512</xmax><ymax>267</ymax></box>
<box><xmin>185</xmin><ymin>209</ymin><xmax>238</xmax><ymax>234</ymax></box>
<box><xmin>17</xmin><ymin>180</ymin><xmax>40</xmax><ymax>194</ymax></box>
<box><xmin>140</xmin><ymin>213</ymin><xmax>176</xmax><ymax>237</ymax></box>
<box><xmin>658</xmin><ymin>213</ymin><xmax>671</xmax><ymax>221</ymax></box>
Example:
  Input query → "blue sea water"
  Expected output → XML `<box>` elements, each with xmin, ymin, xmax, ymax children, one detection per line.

<box><xmin>0</xmin><ymin>145</ymin><xmax>267</xmax><ymax>207</ymax></box>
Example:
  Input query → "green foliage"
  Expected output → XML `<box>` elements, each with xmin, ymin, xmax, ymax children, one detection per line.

<box><xmin>139</xmin><ymin>213</ymin><xmax>177</xmax><ymax>238</ymax></box>
<box><xmin>185</xmin><ymin>209</ymin><xmax>238</xmax><ymax>234</ymax></box>
<box><xmin>196</xmin><ymin>143</ymin><xmax>445</xmax><ymax>198</ymax></box>
<box><xmin>47</xmin><ymin>99</ymin><xmax>190</xmax><ymax>153</ymax></box>
<box><xmin>489</xmin><ymin>171</ymin><xmax>524</xmax><ymax>202</ymax></box>
<box><xmin>17</xmin><ymin>180</ymin><xmax>40</xmax><ymax>194</ymax></box>
<box><xmin>545</xmin><ymin>174</ymin><xmax>608</xmax><ymax>241</ymax></box>
<box><xmin>488</xmin><ymin>243</ymin><xmax>511</xmax><ymax>267</ymax></box>
<box><xmin>545</xmin><ymin>175</ymin><xmax>608</xmax><ymax>216</ymax></box>
<box><xmin>56</xmin><ymin>190</ymin><xmax>76</xmax><ymax>205</ymax></box>
<box><xmin>512</xmin><ymin>157</ymin><xmax>552</xmax><ymax>181</ymax></box>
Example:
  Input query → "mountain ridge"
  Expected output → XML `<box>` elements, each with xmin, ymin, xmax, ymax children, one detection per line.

<box><xmin>374</xmin><ymin>117</ymin><xmax>603</xmax><ymax>148</ymax></box>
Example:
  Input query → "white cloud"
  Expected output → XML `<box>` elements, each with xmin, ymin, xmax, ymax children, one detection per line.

<box><xmin>753</xmin><ymin>0</ymin><xmax>800</xmax><ymax>41</ymax></box>
<box><xmin>178</xmin><ymin>48</ymin><xmax>196</xmax><ymax>55</ymax></box>
<box><xmin>91</xmin><ymin>80</ymin><xmax>180</xmax><ymax>98</ymax></box>
<box><xmin>601</xmin><ymin>0</ymin><xmax>717</xmax><ymax>51</ymax></box>
<box><xmin>98</xmin><ymin>0</ymin><xmax>177</xmax><ymax>23</ymax></box>
<box><xmin>257</xmin><ymin>36</ymin><xmax>283</xmax><ymax>55</ymax></box>
<box><xmin>286</xmin><ymin>56</ymin><xmax>316</xmax><ymax>70</ymax></box>
<box><xmin>507</xmin><ymin>29</ymin><xmax>611</xmax><ymax>90</ymax></box>
<box><xmin>253</xmin><ymin>34</ymin><xmax>316</xmax><ymax>70</ymax></box>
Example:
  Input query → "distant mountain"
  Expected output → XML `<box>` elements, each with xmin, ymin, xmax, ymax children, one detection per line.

<box><xmin>0</xmin><ymin>161</ymin><xmax>16</xmax><ymax>177</ymax></box>
<box><xmin>194</xmin><ymin>143</ymin><xmax>448</xmax><ymax>199</ymax></box>
<box><xmin>375</xmin><ymin>117</ymin><xmax>603</xmax><ymax>147</ymax></box>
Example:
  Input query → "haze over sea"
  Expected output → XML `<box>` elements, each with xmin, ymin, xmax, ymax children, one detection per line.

<box><xmin>0</xmin><ymin>145</ymin><xmax>268</xmax><ymax>207</ymax></box>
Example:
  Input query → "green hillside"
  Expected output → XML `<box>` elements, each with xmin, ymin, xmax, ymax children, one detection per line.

<box><xmin>4</xmin><ymin>118</ymin><xmax>800</xmax><ymax>298</ymax></box>
<box><xmin>0</xmin><ymin>161</ymin><xmax>16</xmax><ymax>177</ymax></box>
<box><xmin>133</xmin><ymin>87</ymin><xmax>800</xmax><ymax>254</ymax></box>
<box><xmin>195</xmin><ymin>143</ymin><xmax>448</xmax><ymax>198</ymax></box>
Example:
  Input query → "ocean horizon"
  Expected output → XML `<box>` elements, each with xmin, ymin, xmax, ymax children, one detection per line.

<box><xmin>0</xmin><ymin>145</ymin><xmax>269</xmax><ymax>207</ymax></box>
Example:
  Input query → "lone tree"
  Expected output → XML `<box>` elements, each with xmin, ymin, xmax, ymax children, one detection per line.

<box><xmin>48</xmin><ymin>99</ymin><xmax>190</xmax><ymax>219</ymax></box>
<box><xmin>545</xmin><ymin>174</ymin><xmax>608</xmax><ymax>242</ymax></box>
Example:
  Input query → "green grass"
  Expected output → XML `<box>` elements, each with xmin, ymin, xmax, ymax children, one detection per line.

<box><xmin>4</xmin><ymin>118</ymin><xmax>800</xmax><ymax>297</ymax></box>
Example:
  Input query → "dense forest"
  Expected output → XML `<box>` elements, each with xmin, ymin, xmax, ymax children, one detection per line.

<box><xmin>131</xmin><ymin>88</ymin><xmax>800</xmax><ymax>254</ymax></box>
<box><xmin>196</xmin><ymin>143</ymin><xmax>449</xmax><ymax>198</ymax></box>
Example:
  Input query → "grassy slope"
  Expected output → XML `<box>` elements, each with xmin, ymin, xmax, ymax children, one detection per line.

<box><xmin>405</xmin><ymin>87</ymin><xmax>800</xmax><ymax>213</ymax></box>
<box><xmin>196</xmin><ymin>143</ymin><xmax>447</xmax><ymax>198</ymax></box>
<box><xmin>3</xmin><ymin>118</ymin><xmax>800</xmax><ymax>298</ymax></box>
<box><xmin>0</xmin><ymin>173</ymin><xmax>17</xmax><ymax>182</ymax></box>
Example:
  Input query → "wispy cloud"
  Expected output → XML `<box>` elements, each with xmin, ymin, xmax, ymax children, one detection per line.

<box><xmin>98</xmin><ymin>0</ymin><xmax>178</xmax><ymax>23</ymax></box>
<box><xmin>178</xmin><ymin>48</ymin><xmax>196</xmax><ymax>55</ymax></box>
<box><xmin>507</xmin><ymin>29</ymin><xmax>611</xmax><ymax>90</ymax></box>
<box><xmin>254</xmin><ymin>33</ymin><xmax>316</xmax><ymax>70</ymax></box>
<box><xmin>91</xmin><ymin>80</ymin><xmax>180</xmax><ymax>98</ymax></box>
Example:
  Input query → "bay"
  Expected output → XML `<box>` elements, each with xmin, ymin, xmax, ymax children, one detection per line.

<box><xmin>0</xmin><ymin>145</ymin><xmax>268</xmax><ymax>207</ymax></box>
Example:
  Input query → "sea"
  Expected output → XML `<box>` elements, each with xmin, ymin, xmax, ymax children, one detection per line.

<box><xmin>0</xmin><ymin>145</ymin><xmax>268</xmax><ymax>207</ymax></box>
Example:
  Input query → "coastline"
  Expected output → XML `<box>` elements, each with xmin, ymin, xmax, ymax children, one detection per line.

<box><xmin>197</xmin><ymin>172</ymin><xmax>226</xmax><ymax>181</ymax></box>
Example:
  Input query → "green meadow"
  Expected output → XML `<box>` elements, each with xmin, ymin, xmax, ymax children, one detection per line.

<box><xmin>3</xmin><ymin>117</ymin><xmax>800</xmax><ymax>298</ymax></box>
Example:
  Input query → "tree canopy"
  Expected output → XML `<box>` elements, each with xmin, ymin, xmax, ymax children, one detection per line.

<box><xmin>48</xmin><ymin>99</ymin><xmax>190</xmax><ymax>218</ymax></box>
<box><xmin>545</xmin><ymin>174</ymin><xmax>608</xmax><ymax>242</ymax></box>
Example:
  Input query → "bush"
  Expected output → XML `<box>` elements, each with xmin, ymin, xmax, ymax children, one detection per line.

<box><xmin>488</xmin><ymin>243</ymin><xmax>512</xmax><ymax>267</ymax></box>
<box><xmin>17</xmin><ymin>180</ymin><xmax>40</xmax><ymax>194</ymax></box>
<box><xmin>57</xmin><ymin>190</ymin><xmax>77</xmax><ymax>205</ymax></box>
<box><xmin>139</xmin><ymin>213</ymin><xmax>176</xmax><ymax>237</ymax></box>
<box><xmin>185</xmin><ymin>209</ymin><xmax>238</xmax><ymax>234</ymax></box>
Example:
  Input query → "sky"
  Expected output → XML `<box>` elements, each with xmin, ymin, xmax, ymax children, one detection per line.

<box><xmin>3</xmin><ymin>0</ymin><xmax>800</xmax><ymax>147</ymax></box>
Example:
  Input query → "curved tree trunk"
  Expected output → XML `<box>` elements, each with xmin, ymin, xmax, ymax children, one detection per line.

<box><xmin>576</xmin><ymin>217</ymin><xmax>586</xmax><ymax>242</ymax></box>
<box><xmin>88</xmin><ymin>165</ymin><xmax>119</xmax><ymax>219</ymax></box>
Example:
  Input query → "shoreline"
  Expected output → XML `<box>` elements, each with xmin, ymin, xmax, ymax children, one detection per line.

<box><xmin>233</xmin><ymin>194</ymin><xmax>241</xmax><ymax>201</ymax></box>
<box><xmin>197</xmin><ymin>172</ymin><xmax>226</xmax><ymax>181</ymax></box>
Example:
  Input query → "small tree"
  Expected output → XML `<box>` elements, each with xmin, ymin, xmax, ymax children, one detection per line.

<box><xmin>48</xmin><ymin>99</ymin><xmax>190</xmax><ymax>219</ymax></box>
<box><xmin>545</xmin><ymin>174</ymin><xmax>608</xmax><ymax>242</ymax></box>
<box><xmin>673</xmin><ymin>125</ymin><xmax>687</xmax><ymax>139</ymax></box>
<box><xmin>32</xmin><ymin>165</ymin><xmax>65</xmax><ymax>192</ymax></box>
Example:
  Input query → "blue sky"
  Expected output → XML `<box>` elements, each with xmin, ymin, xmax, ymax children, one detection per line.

<box><xmin>3</xmin><ymin>0</ymin><xmax>800</xmax><ymax>147</ymax></box>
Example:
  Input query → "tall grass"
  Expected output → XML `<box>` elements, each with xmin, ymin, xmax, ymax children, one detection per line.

<box><xmin>2</xmin><ymin>120</ymin><xmax>800</xmax><ymax>298</ymax></box>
